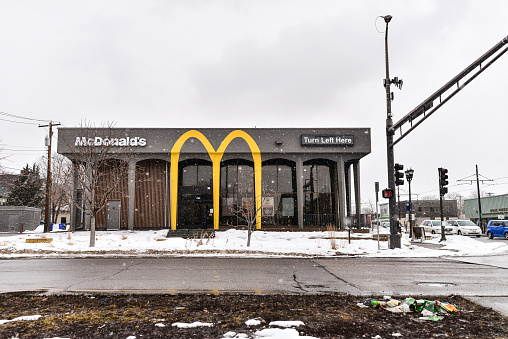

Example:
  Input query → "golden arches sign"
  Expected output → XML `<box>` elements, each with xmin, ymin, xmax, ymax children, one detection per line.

<box><xmin>170</xmin><ymin>130</ymin><xmax>262</xmax><ymax>230</ymax></box>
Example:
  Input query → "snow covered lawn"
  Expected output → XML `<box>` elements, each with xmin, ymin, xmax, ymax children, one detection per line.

<box><xmin>1</xmin><ymin>226</ymin><xmax>507</xmax><ymax>258</ymax></box>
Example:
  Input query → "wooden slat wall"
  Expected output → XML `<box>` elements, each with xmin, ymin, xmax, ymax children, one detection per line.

<box><xmin>95</xmin><ymin>160</ymin><xmax>129</xmax><ymax>230</ymax></box>
<box><xmin>134</xmin><ymin>159</ymin><xmax>169</xmax><ymax>228</ymax></box>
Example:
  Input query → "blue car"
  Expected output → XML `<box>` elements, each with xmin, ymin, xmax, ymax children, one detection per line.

<box><xmin>486</xmin><ymin>220</ymin><xmax>508</xmax><ymax>239</ymax></box>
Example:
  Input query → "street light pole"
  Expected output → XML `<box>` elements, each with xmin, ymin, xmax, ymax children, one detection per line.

<box><xmin>383</xmin><ymin>15</ymin><xmax>401</xmax><ymax>249</ymax></box>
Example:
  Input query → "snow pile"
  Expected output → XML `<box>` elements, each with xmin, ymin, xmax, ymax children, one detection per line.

<box><xmin>224</xmin><ymin>319</ymin><xmax>317</xmax><ymax>339</ymax></box>
<box><xmin>0</xmin><ymin>314</ymin><xmax>41</xmax><ymax>325</ymax></box>
<box><xmin>0</xmin><ymin>227</ymin><xmax>506</xmax><ymax>258</ymax></box>
<box><xmin>172</xmin><ymin>321</ymin><xmax>214</xmax><ymax>328</ymax></box>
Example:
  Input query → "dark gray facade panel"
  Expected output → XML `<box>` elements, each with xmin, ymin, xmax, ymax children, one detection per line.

<box><xmin>57</xmin><ymin>128</ymin><xmax>371</xmax><ymax>157</ymax></box>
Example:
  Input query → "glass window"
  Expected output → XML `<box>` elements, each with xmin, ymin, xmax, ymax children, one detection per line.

<box><xmin>262</xmin><ymin>165</ymin><xmax>277</xmax><ymax>193</ymax></box>
<box><xmin>219</xmin><ymin>162</ymin><xmax>254</xmax><ymax>226</ymax></box>
<box><xmin>262</xmin><ymin>195</ymin><xmax>275</xmax><ymax>216</ymax></box>
<box><xmin>277</xmin><ymin>166</ymin><xmax>293</xmax><ymax>193</ymax></box>
<box><xmin>220</xmin><ymin>166</ymin><xmax>227</xmax><ymax>191</ymax></box>
<box><xmin>281</xmin><ymin>196</ymin><xmax>295</xmax><ymax>217</ymax></box>
<box><xmin>182</xmin><ymin>166</ymin><xmax>197</xmax><ymax>186</ymax></box>
<box><xmin>222</xmin><ymin>196</ymin><xmax>236</xmax><ymax>217</ymax></box>
<box><xmin>238</xmin><ymin>166</ymin><xmax>254</xmax><ymax>193</ymax></box>
<box><xmin>227</xmin><ymin>166</ymin><xmax>237</xmax><ymax>193</ymax></box>
<box><xmin>317</xmin><ymin>166</ymin><xmax>331</xmax><ymax>193</ymax></box>
<box><xmin>303</xmin><ymin>165</ymin><xmax>317</xmax><ymax>193</ymax></box>
<box><xmin>303</xmin><ymin>162</ymin><xmax>336</xmax><ymax>227</ymax></box>
<box><xmin>318</xmin><ymin>193</ymin><xmax>333</xmax><ymax>215</ymax></box>
<box><xmin>197</xmin><ymin>165</ymin><xmax>212</xmax><ymax>186</ymax></box>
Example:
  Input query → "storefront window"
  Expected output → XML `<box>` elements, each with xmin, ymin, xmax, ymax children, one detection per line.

<box><xmin>303</xmin><ymin>161</ymin><xmax>336</xmax><ymax>227</ymax></box>
<box><xmin>220</xmin><ymin>160</ymin><xmax>254</xmax><ymax>226</ymax></box>
<box><xmin>178</xmin><ymin>159</ymin><xmax>213</xmax><ymax>228</ymax></box>
<box><xmin>261</xmin><ymin>160</ymin><xmax>297</xmax><ymax>226</ymax></box>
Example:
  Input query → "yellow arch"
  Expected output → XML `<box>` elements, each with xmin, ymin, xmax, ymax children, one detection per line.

<box><xmin>216</xmin><ymin>130</ymin><xmax>262</xmax><ymax>230</ymax></box>
<box><xmin>170</xmin><ymin>130</ymin><xmax>262</xmax><ymax>230</ymax></box>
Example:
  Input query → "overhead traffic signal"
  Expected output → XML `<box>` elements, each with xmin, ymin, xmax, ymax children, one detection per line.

<box><xmin>394</xmin><ymin>163</ymin><xmax>404</xmax><ymax>186</ymax></box>
<box><xmin>439</xmin><ymin>167</ymin><xmax>449</xmax><ymax>196</ymax></box>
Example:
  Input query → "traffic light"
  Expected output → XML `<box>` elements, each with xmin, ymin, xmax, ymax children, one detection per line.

<box><xmin>382</xmin><ymin>188</ymin><xmax>394</xmax><ymax>199</ymax></box>
<box><xmin>439</xmin><ymin>167</ymin><xmax>449</xmax><ymax>196</ymax></box>
<box><xmin>394</xmin><ymin>163</ymin><xmax>404</xmax><ymax>186</ymax></box>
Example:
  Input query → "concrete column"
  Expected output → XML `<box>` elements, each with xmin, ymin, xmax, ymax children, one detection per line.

<box><xmin>353</xmin><ymin>160</ymin><xmax>361</xmax><ymax>228</ymax></box>
<box><xmin>345</xmin><ymin>162</ymin><xmax>351</xmax><ymax>217</ymax></box>
<box><xmin>296</xmin><ymin>156</ymin><xmax>304</xmax><ymax>229</ymax></box>
<box><xmin>336</xmin><ymin>157</ymin><xmax>346</xmax><ymax>229</ymax></box>
<box><xmin>70</xmin><ymin>160</ymin><xmax>78</xmax><ymax>232</ymax></box>
<box><xmin>166</xmin><ymin>160</ymin><xmax>171</xmax><ymax>229</ymax></box>
<box><xmin>127</xmin><ymin>159</ymin><xmax>136</xmax><ymax>230</ymax></box>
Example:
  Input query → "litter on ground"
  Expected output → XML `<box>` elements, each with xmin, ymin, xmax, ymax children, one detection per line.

<box><xmin>358</xmin><ymin>296</ymin><xmax>457</xmax><ymax>321</ymax></box>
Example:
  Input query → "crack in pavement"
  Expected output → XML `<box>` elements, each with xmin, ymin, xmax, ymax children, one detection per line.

<box><xmin>310</xmin><ymin>259</ymin><xmax>365</xmax><ymax>293</ymax></box>
<box><xmin>64</xmin><ymin>260</ymin><xmax>147</xmax><ymax>292</ymax></box>
<box><xmin>292</xmin><ymin>272</ymin><xmax>306</xmax><ymax>292</ymax></box>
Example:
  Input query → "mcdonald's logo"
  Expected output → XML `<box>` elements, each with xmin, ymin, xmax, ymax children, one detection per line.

<box><xmin>170</xmin><ymin>130</ymin><xmax>262</xmax><ymax>230</ymax></box>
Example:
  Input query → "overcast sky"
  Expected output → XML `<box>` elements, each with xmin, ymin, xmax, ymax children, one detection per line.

<box><xmin>1</xmin><ymin>0</ymin><xmax>507</xmax><ymax>208</ymax></box>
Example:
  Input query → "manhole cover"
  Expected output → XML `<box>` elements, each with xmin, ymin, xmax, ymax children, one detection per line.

<box><xmin>417</xmin><ymin>282</ymin><xmax>455</xmax><ymax>287</ymax></box>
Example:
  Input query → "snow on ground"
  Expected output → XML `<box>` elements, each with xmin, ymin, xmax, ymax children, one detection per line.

<box><xmin>0</xmin><ymin>314</ymin><xmax>41</xmax><ymax>325</ymax></box>
<box><xmin>0</xmin><ymin>226</ymin><xmax>507</xmax><ymax>258</ymax></box>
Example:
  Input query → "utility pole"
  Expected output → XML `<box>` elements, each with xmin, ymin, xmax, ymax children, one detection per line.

<box><xmin>39</xmin><ymin>121</ymin><xmax>61</xmax><ymax>233</ymax></box>
<box><xmin>476</xmin><ymin>165</ymin><xmax>483</xmax><ymax>231</ymax></box>
<box><xmin>457</xmin><ymin>165</ymin><xmax>492</xmax><ymax>231</ymax></box>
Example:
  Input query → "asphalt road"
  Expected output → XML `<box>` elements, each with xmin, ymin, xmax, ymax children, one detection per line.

<box><xmin>0</xmin><ymin>256</ymin><xmax>506</xmax><ymax>315</ymax></box>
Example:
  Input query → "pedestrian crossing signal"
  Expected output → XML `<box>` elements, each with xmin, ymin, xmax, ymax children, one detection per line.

<box><xmin>382</xmin><ymin>188</ymin><xmax>394</xmax><ymax>199</ymax></box>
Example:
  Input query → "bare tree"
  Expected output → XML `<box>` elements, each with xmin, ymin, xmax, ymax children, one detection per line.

<box><xmin>39</xmin><ymin>153</ymin><xmax>73</xmax><ymax>224</ymax></box>
<box><xmin>226</xmin><ymin>164</ymin><xmax>267</xmax><ymax>247</ymax></box>
<box><xmin>467</xmin><ymin>189</ymin><xmax>489</xmax><ymax>199</ymax></box>
<box><xmin>233</xmin><ymin>195</ymin><xmax>267</xmax><ymax>247</ymax></box>
<box><xmin>0</xmin><ymin>138</ymin><xmax>8</xmax><ymax>169</ymax></box>
<box><xmin>62</xmin><ymin>121</ymin><xmax>133</xmax><ymax>247</ymax></box>
<box><xmin>362</xmin><ymin>199</ymin><xmax>375</xmax><ymax>215</ymax></box>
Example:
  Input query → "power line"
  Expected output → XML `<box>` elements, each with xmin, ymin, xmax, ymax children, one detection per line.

<box><xmin>0</xmin><ymin>117</ymin><xmax>40</xmax><ymax>125</ymax></box>
<box><xmin>2</xmin><ymin>148</ymin><xmax>46</xmax><ymax>152</ymax></box>
<box><xmin>0</xmin><ymin>110</ymin><xmax>55</xmax><ymax>123</ymax></box>
<box><xmin>0</xmin><ymin>143</ymin><xmax>45</xmax><ymax>148</ymax></box>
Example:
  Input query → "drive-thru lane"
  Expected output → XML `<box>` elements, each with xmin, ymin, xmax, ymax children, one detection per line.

<box><xmin>0</xmin><ymin>256</ymin><xmax>506</xmax><ymax>315</ymax></box>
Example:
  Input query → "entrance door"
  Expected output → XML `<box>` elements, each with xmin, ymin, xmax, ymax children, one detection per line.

<box><xmin>178</xmin><ymin>194</ymin><xmax>213</xmax><ymax>229</ymax></box>
<box><xmin>107</xmin><ymin>200</ymin><xmax>121</xmax><ymax>230</ymax></box>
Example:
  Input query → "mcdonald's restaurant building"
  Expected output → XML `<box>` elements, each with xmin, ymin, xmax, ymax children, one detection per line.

<box><xmin>57</xmin><ymin>128</ymin><xmax>371</xmax><ymax>231</ymax></box>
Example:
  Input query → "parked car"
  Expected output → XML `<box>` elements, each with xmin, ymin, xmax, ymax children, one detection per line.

<box><xmin>447</xmin><ymin>220</ymin><xmax>482</xmax><ymax>237</ymax></box>
<box><xmin>486</xmin><ymin>220</ymin><xmax>508</xmax><ymax>239</ymax></box>
<box><xmin>419</xmin><ymin>220</ymin><xmax>456</xmax><ymax>234</ymax></box>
